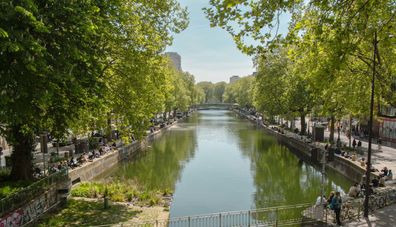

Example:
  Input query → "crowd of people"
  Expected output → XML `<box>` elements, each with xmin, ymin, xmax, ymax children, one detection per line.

<box><xmin>67</xmin><ymin>143</ymin><xmax>115</xmax><ymax>169</ymax></box>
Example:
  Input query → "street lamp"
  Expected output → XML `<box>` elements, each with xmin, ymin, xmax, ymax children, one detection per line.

<box><xmin>363</xmin><ymin>31</ymin><xmax>378</xmax><ymax>218</ymax></box>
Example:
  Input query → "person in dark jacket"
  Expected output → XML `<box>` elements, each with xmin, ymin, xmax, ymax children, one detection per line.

<box><xmin>330</xmin><ymin>191</ymin><xmax>342</xmax><ymax>226</ymax></box>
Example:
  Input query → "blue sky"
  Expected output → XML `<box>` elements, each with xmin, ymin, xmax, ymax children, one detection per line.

<box><xmin>166</xmin><ymin>0</ymin><xmax>255</xmax><ymax>83</ymax></box>
<box><xmin>167</xmin><ymin>1</ymin><xmax>291</xmax><ymax>83</ymax></box>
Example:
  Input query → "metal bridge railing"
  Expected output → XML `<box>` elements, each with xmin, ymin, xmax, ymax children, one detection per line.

<box><xmin>95</xmin><ymin>203</ymin><xmax>318</xmax><ymax>227</ymax></box>
<box><xmin>0</xmin><ymin>168</ymin><xmax>68</xmax><ymax>217</ymax></box>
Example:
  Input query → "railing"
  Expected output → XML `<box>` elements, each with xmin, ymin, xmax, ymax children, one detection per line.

<box><xmin>95</xmin><ymin>203</ymin><xmax>318</xmax><ymax>227</ymax></box>
<box><xmin>0</xmin><ymin>168</ymin><xmax>69</xmax><ymax>217</ymax></box>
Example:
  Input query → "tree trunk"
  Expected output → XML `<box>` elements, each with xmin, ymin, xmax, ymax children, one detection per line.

<box><xmin>329</xmin><ymin>115</ymin><xmax>335</xmax><ymax>143</ymax></box>
<box><xmin>10</xmin><ymin>125</ymin><xmax>35</xmax><ymax>180</ymax></box>
<box><xmin>106</xmin><ymin>112</ymin><xmax>112</xmax><ymax>141</ymax></box>
<box><xmin>300</xmin><ymin>112</ymin><xmax>306</xmax><ymax>135</ymax></box>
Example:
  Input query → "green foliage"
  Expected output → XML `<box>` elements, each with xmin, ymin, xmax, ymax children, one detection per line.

<box><xmin>224</xmin><ymin>76</ymin><xmax>255</xmax><ymax>107</ymax></box>
<box><xmin>205</xmin><ymin>0</ymin><xmax>396</xmax><ymax>125</ymax></box>
<box><xmin>71</xmin><ymin>181</ymin><xmax>163</xmax><ymax>206</ymax></box>
<box><xmin>0</xmin><ymin>0</ymin><xmax>192</xmax><ymax>180</ymax></box>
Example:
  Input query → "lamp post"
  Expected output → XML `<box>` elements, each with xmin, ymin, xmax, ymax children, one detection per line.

<box><xmin>364</xmin><ymin>31</ymin><xmax>378</xmax><ymax>218</ymax></box>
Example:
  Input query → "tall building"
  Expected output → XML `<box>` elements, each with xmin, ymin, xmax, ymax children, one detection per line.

<box><xmin>165</xmin><ymin>52</ymin><xmax>182</xmax><ymax>71</ymax></box>
<box><xmin>229</xmin><ymin>75</ymin><xmax>240</xmax><ymax>84</ymax></box>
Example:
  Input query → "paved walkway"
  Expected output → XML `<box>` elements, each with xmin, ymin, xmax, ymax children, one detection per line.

<box><xmin>293</xmin><ymin>119</ymin><xmax>396</xmax><ymax>175</ymax></box>
<box><xmin>344</xmin><ymin>203</ymin><xmax>396</xmax><ymax>227</ymax></box>
<box><xmin>322</xmin><ymin>129</ymin><xmax>396</xmax><ymax>175</ymax></box>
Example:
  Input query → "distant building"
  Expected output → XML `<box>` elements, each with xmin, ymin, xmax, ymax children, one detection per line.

<box><xmin>252</xmin><ymin>72</ymin><xmax>257</xmax><ymax>76</ymax></box>
<box><xmin>165</xmin><ymin>52</ymin><xmax>182</xmax><ymax>71</ymax></box>
<box><xmin>229</xmin><ymin>75</ymin><xmax>240</xmax><ymax>84</ymax></box>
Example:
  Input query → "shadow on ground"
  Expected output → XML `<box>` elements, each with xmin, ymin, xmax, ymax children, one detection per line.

<box><xmin>38</xmin><ymin>199</ymin><xmax>141</xmax><ymax>226</ymax></box>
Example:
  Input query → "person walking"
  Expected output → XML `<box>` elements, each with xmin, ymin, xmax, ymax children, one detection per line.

<box><xmin>352</xmin><ymin>139</ymin><xmax>356</xmax><ymax>148</ymax></box>
<box><xmin>331</xmin><ymin>191</ymin><xmax>342</xmax><ymax>226</ymax></box>
<box><xmin>377</xmin><ymin>138</ymin><xmax>382</xmax><ymax>151</ymax></box>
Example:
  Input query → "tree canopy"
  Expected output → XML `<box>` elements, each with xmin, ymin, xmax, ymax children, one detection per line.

<box><xmin>0</xmin><ymin>0</ymin><xmax>202</xmax><ymax>180</ymax></box>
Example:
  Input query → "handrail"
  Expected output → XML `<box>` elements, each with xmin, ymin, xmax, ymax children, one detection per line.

<box><xmin>94</xmin><ymin>203</ymin><xmax>315</xmax><ymax>227</ymax></box>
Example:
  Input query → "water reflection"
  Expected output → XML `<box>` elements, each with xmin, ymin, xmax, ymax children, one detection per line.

<box><xmin>234</xmin><ymin>114</ymin><xmax>350</xmax><ymax>208</ymax></box>
<box><xmin>110</xmin><ymin>121</ymin><xmax>197</xmax><ymax>191</ymax></box>
<box><xmin>104</xmin><ymin>110</ymin><xmax>351</xmax><ymax>218</ymax></box>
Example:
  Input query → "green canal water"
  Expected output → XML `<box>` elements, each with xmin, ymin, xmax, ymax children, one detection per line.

<box><xmin>105</xmin><ymin>110</ymin><xmax>351</xmax><ymax>218</ymax></box>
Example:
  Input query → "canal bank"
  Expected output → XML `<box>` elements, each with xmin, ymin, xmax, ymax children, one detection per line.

<box><xmin>235</xmin><ymin>109</ymin><xmax>396</xmax><ymax>225</ymax></box>
<box><xmin>234</xmin><ymin>108</ymin><xmax>377</xmax><ymax>183</ymax></box>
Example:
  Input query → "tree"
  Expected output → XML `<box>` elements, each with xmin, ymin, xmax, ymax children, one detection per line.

<box><xmin>0</xmin><ymin>0</ymin><xmax>188</xmax><ymax>180</ymax></box>
<box><xmin>253</xmin><ymin>49</ymin><xmax>288</xmax><ymax>121</ymax></box>
<box><xmin>196</xmin><ymin>81</ymin><xmax>215</xmax><ymax>103</ymax></box>
<box><xmin>213</xmin><ymin>82</ymin><xmax>227</xmax><ymax>103</ymax></box>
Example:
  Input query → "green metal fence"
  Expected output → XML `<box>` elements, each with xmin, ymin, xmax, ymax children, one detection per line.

<box><xmin>0</xmin><ymin>168</ymin><xmax>68</xmax><ymax>217</ymax></box>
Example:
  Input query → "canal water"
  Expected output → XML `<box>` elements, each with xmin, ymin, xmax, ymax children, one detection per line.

<box><xmin>105</xmin><ymin>110</ymin><xmax>351</xmax><ymax>218</ymax></box>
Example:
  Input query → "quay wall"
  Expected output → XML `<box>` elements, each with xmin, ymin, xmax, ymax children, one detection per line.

<box><xmin>235</xmin><ymin>110</ymin><xmax>377</xmax><ymax>183</ymax></box>
<box><xmin>69</xmin><ymin>122</ymin><xmax>174</xmax><ymax>183</ymax></box>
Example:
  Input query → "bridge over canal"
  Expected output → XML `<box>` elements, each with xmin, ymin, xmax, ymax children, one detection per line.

<box><xmin>196</xmin><ymin>103</ymin><xmax>238</xmax><ymax>110</ymax></box>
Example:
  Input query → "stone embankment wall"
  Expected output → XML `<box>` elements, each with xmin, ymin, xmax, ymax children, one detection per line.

<box><xmin>235</xmin><ymin>110</ymin><xmax>376</xmax><ymax>183</ymax></box>
<box><xmin>69</xmin><ymin>123</ymin><xmax>174</xmax><ymax>183</ymax></box>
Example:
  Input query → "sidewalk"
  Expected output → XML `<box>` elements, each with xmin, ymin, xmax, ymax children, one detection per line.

<box><xmin>344</xmin><ymin>203</ymin><xmax>396</xmax><ymax>227</ymax></box>
<box><xmin>323</xmin><ymin>130</ymin><xmax>396</xmax><ymax>175</ymax></box>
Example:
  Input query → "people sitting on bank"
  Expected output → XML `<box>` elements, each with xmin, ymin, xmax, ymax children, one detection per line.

<box><xmin>360</xmin><ymin>158</ymin><xmax>365</xmax><ymax>167</ymax></box>
<box><xmin>379</xmin><ymin>176</ymin><xmax>386</xmax><ymax>187</ymax></box>
<box><xmin>372</xmin><ymin>177</ymin><xmax>380</xmax><ymax>187</ymax></box>
<box><xmin>367</xmin><ymin>163</ymin><xmax>378</xmax><ymax>172</ymax></box>
<box><xmin>380</xmin><ymin>167</ymin><xmax>389</xmax><ymax>177</ymax></box>
<box><xmin>351</xmin><ymin>153</ymin><xmax>357</xmax><ymax>161</ymax></box>
<box><xmin>348</xmin><ymin>183</ymin><xmax>360</xmax><ymax>197</ymax></box>
<box><xmin>357</xmin><ymin>140</ymin><xmax>362</xmax><ymax>147</ymax></box>
<box><xmin>387</xmin><ymin>170</ymin><xmax>393</xmax><ymax>181</ymax></box>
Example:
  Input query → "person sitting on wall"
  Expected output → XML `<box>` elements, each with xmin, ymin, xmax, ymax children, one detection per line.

<box><xmin>348</xmin><ymin>183</ymin><xmax>360</xmax><ymax>197</ymax></box>
<box><xmin>372</xmin><ymin>177</ymin><xmax>380</xmax><ymax>187</ymax></box>
<box><xmin>360</xmin><ymin>158</ymin><xmax>365</xmax><ymax>167</ymax></box>
<box><xmin>386</xmin><ymin>170</ymin><xmax>393</xmax><ymax>181</ymax></box>
<box><xmin>351</xmin><ymin>153</ymin><xmax>357</xmax><ymax>161</ymax></box>
<box><xmin>380</xmin><ymin>167</ymin><xmax>389</xmax><ymax>177</ymax></box>
<box><xmin>379</xmin><ymin>176</ymin><xmax>386</xmax><ymax>187</ymax></box>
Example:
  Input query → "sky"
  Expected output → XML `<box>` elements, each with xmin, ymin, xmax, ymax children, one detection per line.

<box><xmin>166</xmin><ymin>0</ymin><xmax>255</xmax><ymax>83</ymax></box>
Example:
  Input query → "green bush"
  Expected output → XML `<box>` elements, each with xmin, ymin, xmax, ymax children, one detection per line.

<box><xmin>71</xmin><ymin>181</ymin><xmax>165</xmax><ymax>206</ymax></box>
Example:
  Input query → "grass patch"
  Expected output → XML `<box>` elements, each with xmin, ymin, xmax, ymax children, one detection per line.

<box><xmin>71</xmin><ymin>181</ymin><xmax>172</xmax><ymax>207</ymax></box>
<box><xmin>38</xmin><ymin>199</ymin><xmax>141</xmax><ymax>226</ymax></box>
